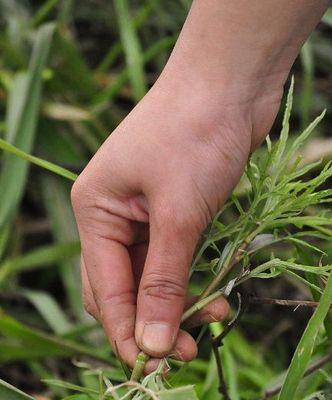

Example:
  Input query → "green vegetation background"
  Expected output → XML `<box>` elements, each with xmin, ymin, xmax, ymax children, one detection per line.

<box><xmin>0</xmin><ymin>1</ymin><xmax>332</xmax><ymax>399</ymax></box>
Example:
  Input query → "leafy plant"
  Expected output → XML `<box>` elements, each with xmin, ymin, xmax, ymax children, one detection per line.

<box><xmin>0</xmin><ymin>2</ymin><xmax>332</xmax><ymax>399</ymax></box>
<box><xmin>1</xmin><ymin>77</ymin><xmax>331</xmax><ymax>399</ymax></box>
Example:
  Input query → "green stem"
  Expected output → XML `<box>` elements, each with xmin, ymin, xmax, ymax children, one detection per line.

<box><xmin>130</xmin><ymin>291</ymin><xmax>226</xmax><ymax>382</ymax></box>
<box><xmin>199</xmin><ymin>228</ymin><xmax>260</xmax><ymax>300</ymax></box>
<box><xmin>130</xmin><ymin>351</ymin><xmax>150</xmax><ymax>382</ymax></box>
<box><xmin>181</xmin><ymin>290</ymin><xmax>225</xmax><ymax>323</ymax></box>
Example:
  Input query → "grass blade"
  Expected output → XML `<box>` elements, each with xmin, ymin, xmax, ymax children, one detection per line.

<box><xmin>0</xmin><ymin>241</ymin><xmax>80</xmax><ymax>284</ymax></box>
<box><xmin>0</xmin><ymin>138</ymin><xmax>78</xmax><ymax>181</ymax></box>
<box><xmin>0</xmin><ymin>23</ymin><xmax>55</xmax><ymax>230</ymax></box>
<box><xmin>0</xmin><ymin>379</ymin><xmax>35</xmax><ymax>400</ymax></box>
<box><xmin>113</xmin><ymin>0</ymin><xmax>147</xmax><ymax>101</ymax></box>
<box><xmin>0</xmin><ymin>311</ymin><xmax>111</xmax><ymax>364</ymax></box>
<box><xmin>278</xmin><ymin>271</ymin><xmax>332</xmax><ymax>399</ymax></box>
<box><xmin>42</xmin><ymin>379</ymin><xmax>98</xmax><ymax>395</ymax></box>
<box><xmin>31</xmin><ymin>0</ymin><xmax>60</xmax><ymax>27</ymax></box>
<box><xmin>42</xmin><ymin>176</ymin><xmax>83</xmax><ymax>320</ymax></box>
<box><xmin>93</xmin><ymin>36</ymin><xmax>175</xmax><ymax>106</ymax></box>
<box><xmin>22</xmin><ymin>289</ymin><xmax>74</xmax><ymax>335</ymax></box>
<box><xmin>158</xmin><ymin>386</ymin><xmax>199</xmax><ymax>400</ymax></box>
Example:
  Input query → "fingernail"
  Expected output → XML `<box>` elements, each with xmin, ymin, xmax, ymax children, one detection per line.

<box><xmin>141</xmin><ymin>323</ymin><xmax>175</xmax><ymax>355</ymax></box>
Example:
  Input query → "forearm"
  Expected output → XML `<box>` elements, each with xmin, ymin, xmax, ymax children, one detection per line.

<box><xmin>151</xmin><ymin>0</ymin><xmax>330</xmax><ymax>146</ymax></box>
<box><xmin>166</xmin><ymin>0</ymin><xmax>329</xmax><ymax>89</ymax></box>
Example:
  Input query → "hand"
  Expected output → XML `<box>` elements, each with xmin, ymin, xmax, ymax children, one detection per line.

<box><xmin>71</xmin><ymin>0</ymin><xmax>329</xmax><ymax>372</ymax></box>
<box><xmin>71</xmin><ymin>72</ymin><xmax>282</xmax><ymax>371</ymax></box>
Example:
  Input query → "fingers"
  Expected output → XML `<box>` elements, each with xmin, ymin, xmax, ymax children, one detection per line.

<box><xmin>82</xmin><ymin>244</ymin><xmax>229</xmax><ymax>369</ymax></box>
<box><xmin>129</xmin><ymin>242</ymin><xmax>149</xmax><ymax>287</ymax></box>
<box><xmin>170</xmin><ymin>329</ymin><xmax>197</xmax><ymax>361</ymax></box>
<box><xmin>83</xmin><ymin>258</ymin><xmax>229</xmax><ymax>364</ymax></box>
<box><xmin>72</xmin><ymin>185</ymin><xmax>141</xmax><ymax>367</ymax></box>
<box><xmin>144</xmin><ymin>329</ymin><xmax>197</xmax><ymax>375</ymax></box>
<box><xmin>81</xmin><ymin>256</ymin><xmax>100</xmax><ymax>320</ymax></box>
<box><xmin>135</xmin><ymin>209</ymin><xmax>200</xmax><ymax>358</ymax></box>
<box><xmin>84</xmin><ymin>238</ymin><xmax>139</xmax><ymax>366</ymax></box>
<box><xmin>184</xmin><ymin>295</ymin><xmax>230</xmax><ymax>329</ymax></box>
<box><xmin>74</xmin><ymin>176</ymin><xmax>228</xmax><ymax>369</ymax></box>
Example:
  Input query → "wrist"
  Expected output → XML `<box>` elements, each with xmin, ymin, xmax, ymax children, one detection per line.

<box><xmin>147</xmin><ymin>0</ymin><xmax>331</xmax><ymax>149</ymax></box>
<box><xmin>153</xmin><ymin>63</ymin><xmax>283</xmax><ymax>152</ymax></box>
<box><xmin>161</xmin><ymin>0</ymin><xmax>329</xmax><ymax>96</ymax></box>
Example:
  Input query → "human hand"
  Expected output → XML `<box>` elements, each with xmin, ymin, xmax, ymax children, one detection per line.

<box><xmin>71</xmin><ymin>72</ymin><xmax>282</xmax><ymax>371</ymax></box>
<box><xmin>71</xmin><ymin>0</ymin><xmax>330</xmax><ymax>372</ymax></box>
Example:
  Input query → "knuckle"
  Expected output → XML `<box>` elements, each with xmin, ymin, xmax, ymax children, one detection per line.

<box><xmin>70</xmin><ymin>176</ymin><xmax>87</xmax><ymax>211</ymax></box>
<box><xmin>142</xmin><ymin>272</ymin><xmax>186</xmax><ymax>303</ymax></box>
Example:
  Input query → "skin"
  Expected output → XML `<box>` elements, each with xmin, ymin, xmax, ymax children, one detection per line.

<box><xmin>71</xmin><ymin>0</ymin><xmax>331</xmax><ymax>371</ymax></box>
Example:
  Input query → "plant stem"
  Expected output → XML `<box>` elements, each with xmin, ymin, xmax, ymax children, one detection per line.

<box><xmin>212</xmin><ymin>340</ymin><xmax>230</xmax><ymax>400</ymax></box>
<box><xmin>130</xmin><ymin>352</ymin><xmax>150</xmax><ymax>382</ymax></box>
<box><xmin>199</xmin><ymin>228</ymin><xmax>260</xmax><ymax>300</ymax></box>
<box><xmin>249</xmin><ymin>296</ymin><xmax>332</xmax><ymax>309</ymax></box>
<box><xmin>212</xmin><ymin>293</ymin><xmax>248</xmax><ymax>347</ymax></box>
<box><xmin>210</xmin><ymin>293</ymin><xmax>248</xmax><ymax>400</ymax></box>
<box><xmin>181</xmin><ymin>289</ymin><xmax>225</xmax><ymax>322</ymax></box>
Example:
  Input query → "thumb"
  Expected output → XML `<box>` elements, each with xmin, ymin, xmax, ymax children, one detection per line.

<box><xmin>135</xmin><ymin>207</ymin><xmax>201</xmax><ymax>357</ymax></box>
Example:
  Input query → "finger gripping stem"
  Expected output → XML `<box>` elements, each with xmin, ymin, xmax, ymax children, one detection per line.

<box><xmin>130</xmin><ymin>351</ymin><xmax>150</xmax><ymax>382</ymax></box>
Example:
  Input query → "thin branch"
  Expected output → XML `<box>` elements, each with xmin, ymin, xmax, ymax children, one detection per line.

<box><xmin>250</xmin><ymin>296</ymin><xmax>332</xmax><ymax>309</ymax></box>
<box><xmin>200</xmin><ymin>239</ymin><xmax>251</xmax><ymax>299</ymax></box>
<box><xmin>211</xmin><ymin>293</ymin><xmax>248</xmax><ymax>400</ymax></box>
<box><xmin>198</xmin><ymin>224</ymin><xmax>263</xmax><ymax>302</ymax></box>
<box><xmin>263</xmin><ymin>352</ymin><xmax>332</xmax><ymax>399</ymax></box>
<box><xmin>212</xmin><ymin>341</ymin><xmax>230</xmax><ymax>400</ymax></box>
<box><xmin>212</xmin><ymin>293</ymin><xmax>248</xmax><ymax>347</ymax></box>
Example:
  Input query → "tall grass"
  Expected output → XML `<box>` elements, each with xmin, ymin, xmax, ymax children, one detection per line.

<box><xmin>0</xmin><ymin>1</ymin><xmax>331</xmax><ymax>399</ymax></box>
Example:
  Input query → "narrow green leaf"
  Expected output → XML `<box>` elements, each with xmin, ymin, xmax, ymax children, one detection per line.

<box><xmin>96</xmin><ymin>2</ymin><xmax>152</xmax><ymax>73</ymax></box>
<box><xmin>0</xmin><ymin>379</ymin><xmax>35</xmax><ymax>400</ymax></box>
<box><xmin>0</xmin><ymin>138</ymin><xmax>78</xmax><ymax>181</ymax></box>
<box><xmin>280</xmin><ymin>76</ymin><xmax>294</xmax><ymax>149</ymax></box>
<box><xmin>113</xmin><ymin>0</ymin><xmax>147</xmax><ymax>101</ymax></box>
<box><xmin>286</xmin><ymin>110</ymin><xmax>326</xmax><ymax>164</ymax></box>
<box><xmin>0</xmin><ymin>223</ymin><xmax>10</xmax><ymax>260</ymax></box>
<box><xmin>31</xmin><ymin>0</ymin><xmax>60</xmax><ymax>27</ymax></box>
<box><xmin>322</xmin><ymin>7</ymin><xmax>332</xmax><ymax>26</ymax></box>
<box><xmin>278</xmin><ymin>272</ymin><xmax>332</xmax><ymax>399</ymax></box>
<box><xmin>42</xmin><ymin>379</ymin><xmax>98</xmax><ymax>395</ymax></box>
<box><xmin>93</xmin><ymin>36</ymin><xmax>175</xmax><ymax>106</ymax></box>
<box><xmin>285</xmin><ymin>236</ymin><xmax>326</xmax><ymax>256</ymax></box>
<box><xmin>42</xmin><ymin>175</ymin><xmax>83</xmax><ymax>320</ymax></box>
<box><xmin>158</xmin><ymin>386</ymin><xmax>199</xmax><ymax>400</ymax></box>
<box><xmin>0</xmin><ymin>241</ymin><xmax>80</xmax><ymax>283</ymax></box>
<box><xmin>0</xmin><ymin>23</ymin><xmax>55</xmax><ymax>230</ymax></box>
<box><xmin>22</xmin><ymin>289</ymin><xmax>74</xmax><ymax>335</ymax></box>
<box><xmin>299</xmin><ymin>40</ymin><xmax>314</xmax><ymax>128</ymax></box>
<box><xmin>0</xmin><ymin>311</ymin><xmax>111</xmax><ymax>364</ymax></box>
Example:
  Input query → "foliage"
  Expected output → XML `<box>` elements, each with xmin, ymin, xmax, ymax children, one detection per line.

<box><xmin>0</xmin><ymin>1</ymin><xmax>332</xmax><ymax>400</ymax></box>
